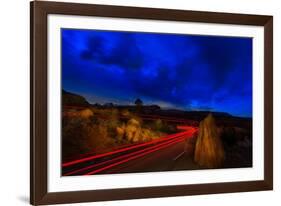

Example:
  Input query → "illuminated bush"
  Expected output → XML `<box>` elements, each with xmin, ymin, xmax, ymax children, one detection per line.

<box><xmin>125</xmin><ymin>118</ymin><xmax>141</xmax><ymax>142</ymax></box>
<box><xmin>79</xmin><ymin>109</ymin><xmax>94</xmax><ymax>119</ymax></box>
<box><xmin>116</xmin><ymin>124</ymin><xmax>126</xmax><ymax>141</ymax></box>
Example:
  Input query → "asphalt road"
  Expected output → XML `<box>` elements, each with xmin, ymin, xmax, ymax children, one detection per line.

<box><xmin>102</xmin><ymin>138</ymin><xmax>200</xmax><ymax>175</ymax></box>
<box><xmin>62</xmin><ymin>126</ymin><xmax>199</xmax><ymax>176</ymax></box>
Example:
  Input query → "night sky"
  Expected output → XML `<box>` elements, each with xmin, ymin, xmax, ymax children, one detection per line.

<box><xmin>62</xmin><ymin>29</ymin><xmax>252</xmax><ymax>117</ymax></box>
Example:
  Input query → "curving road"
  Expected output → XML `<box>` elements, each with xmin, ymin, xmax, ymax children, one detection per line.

<box><xmin>62</xmin><ymin>125</ymin><xmax>198</xmax><ymax>176</ymax></box>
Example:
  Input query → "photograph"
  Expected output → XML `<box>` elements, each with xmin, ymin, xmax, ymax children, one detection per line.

<box><xmin>61</xmin><ymin>29</ymin><xmax>253</xmax><ymax>176</ymax></box>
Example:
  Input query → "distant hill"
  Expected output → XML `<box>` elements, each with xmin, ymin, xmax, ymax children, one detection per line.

<box><xmin>62</xmin><ymin>90</ymin><xmax>89</xmax><ymax>106</ymax></box>
<box><xmin>144</xmin><ymin>108</ymin><xmax>233</xmax><ymax>122</ymax></box>
<box><xmin>62</xmin><ymin>90</ymin><xmax>247</xmax><ymax>122</ymax></box>
<box><xmin>162</xmin><ymin>109</ymin><xmax>231</xmax><ymax>118</ymax></box>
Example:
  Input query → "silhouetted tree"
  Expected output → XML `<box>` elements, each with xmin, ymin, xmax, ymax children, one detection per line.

<box><xmin>134</xmin><ymin>98</ymin><xmax>143</xmax><ymax>106</ymax></box>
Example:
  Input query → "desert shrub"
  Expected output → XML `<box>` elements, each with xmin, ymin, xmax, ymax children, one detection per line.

<box><xmin>107</xmin><ymin>118</ymin><xmax>120</xmax><ymax>136</ymax></box>
<box><xmin>121</xmin><ymin>109</ymin><xmax>130</xmax><ymax>117</ymax></box>
<box><xmin>154</xmin><ymin>119</ymin><xmax>171</xmax><ymax>132</ymax></box>
<box><xmin>79</xmin><ymin>109</ymin><xmax>94</xmax><ymax>119</ymax></box>
<box><xmin>122</xmin><ymin>118</ymin><xmax>164</xmax><ymax>143</ymax></box>
<box><xmin>141</xmin><ymin>128</ymin><xmax>158</xmax><ymax>142</ymax></box>
<box><xmin>154</xmin><ymin>119</ymin><xmax>163</xmax><ymax>130</ymax></box>
<box><xmin>125</xmin><ymin>118</ymin><xmax>141</xmax><ymax>142</ymax></box>
<box><xmin>116</xmin><ymin>123</ymin><xmax>126</xmax><ymax>142</ymax></box>
<box><xmin>111</xmin><ymin>108</ymin><xmax>119</xmax><ymax>116</ymax></box>
<box><xmin>86</xmin><ymin>123</ymin><xmax>114</xmax><ymax>153</ymax></box>
<box><xmin>62</xmin><ymin>117</ymin><xmax>93</xmax><ymax>161</ymax></box>
<box><xmin>62</xmin><ymin>114</ymin><xmax>118</xmax><ymax>161</ymax></box>
<box><xmin>63</xmin><ymin>108</ymin><xmax>94</xmax><ymax>119</ymax></box>
<box><xmin>151</xmin><ymin>119</ymin><xmax>176</xmax><ymax>134</ymax></box>
<box><xmin>127</xmin><ymin>118</ymin><xmax>140</xmax><ymax>126</ymax></box>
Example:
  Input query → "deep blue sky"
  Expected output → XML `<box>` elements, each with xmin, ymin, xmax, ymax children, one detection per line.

<box><xmin>62</xmin><ymin>29</ymin><xmax>252</xmax><ymax>117</ymax></box>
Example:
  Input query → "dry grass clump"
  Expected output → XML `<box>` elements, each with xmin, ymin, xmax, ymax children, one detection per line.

<box><xmin>194</xmin><ymin>114</ymin><xmax>225</xmax><ymax>168</ymax></box>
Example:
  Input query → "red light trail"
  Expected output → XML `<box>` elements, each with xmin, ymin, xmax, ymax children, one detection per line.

<box><xmin>62</xmin><ymin>129</ymin><xmax>195</xmax><ymax>167</ymax></box>
<box><xmin>63</xmin><ymin>132</ymin><xmax>192</xmax><ymax>176</ymax></box>
<box><xmin>84</xmin><ymin>135</ymin><xmax>189</xmax><ymax>175</ymax></box>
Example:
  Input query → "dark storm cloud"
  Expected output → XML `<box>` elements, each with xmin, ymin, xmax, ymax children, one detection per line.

<box><xmin>62</xmin><ymin>29</ymin><xmax>253</xmax><ymax>117</ymax></box>
<box><xmin>80</xmin><ymin>33</ymin><xmax>144</xmax><ymax>69</ymax></box>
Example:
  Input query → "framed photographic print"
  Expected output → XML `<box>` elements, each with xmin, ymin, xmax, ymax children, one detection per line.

<box><xmin>30</xmin><ymin>1</ymin><xmax>273</xmax><ymax>205</ymax></box>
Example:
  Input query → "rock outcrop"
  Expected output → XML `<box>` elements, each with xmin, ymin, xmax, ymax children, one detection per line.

<box><xmin>62</xmin><ymin>90</ymin><xmax>89</xmax><ymax>106</ymax></box>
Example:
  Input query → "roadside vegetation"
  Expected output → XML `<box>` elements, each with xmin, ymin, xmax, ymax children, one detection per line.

<box><xmin>62</xmin><ymin>107</ymin><xmax>176</xmax><ymax>162</ymax></box>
